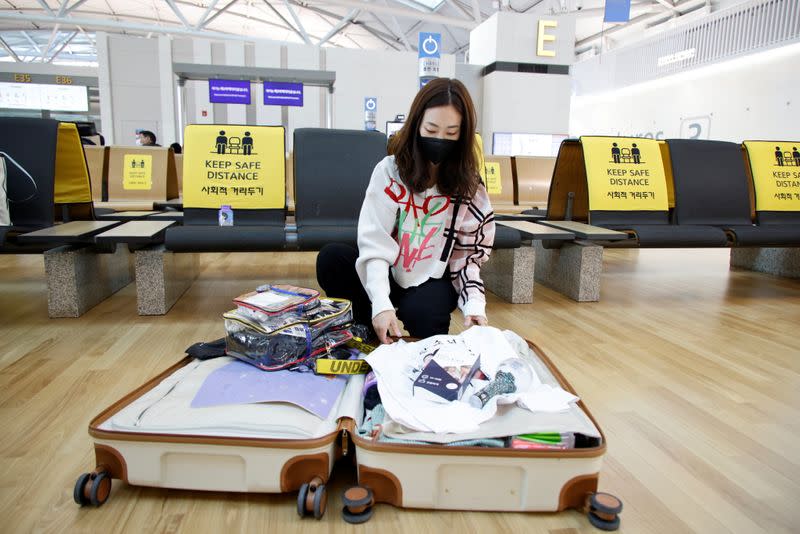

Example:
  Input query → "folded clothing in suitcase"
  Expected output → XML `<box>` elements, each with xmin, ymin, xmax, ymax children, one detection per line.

<box><xmin>350</xmin><ymin>327</ymin><xmax>607</xmax><ymax>513</ymax></box>
<box><xmin>101</xmin><ymin>357</ymin><xmax>365</xmax><ymax>439</ymax></box>
<box><xmin>82</xmin><ymin>357</ymin><xmax>366</xmax><ymax>508</ymax></box>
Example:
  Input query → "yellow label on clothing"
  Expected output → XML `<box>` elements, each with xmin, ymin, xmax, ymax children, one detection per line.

<box><xmin>315</xmin><ymin>359</ymin><xmax>371</xmax><ymax>375</ymax></box>
<box><xmin>582</xmin><ymin>136</ymin><xmax>669</xmax><ymax>211</ymax></box>
<box><xmin>484</xmin><ymin>161</ymin><xmax>502</xmax><ymax>195</ymax></box>
<box><xmin>122</xmin><ymin>154</ymin><xmax>153</xmax><ymax>190</ymax></box>
<box><xmin>743</xmin><ymin>141</ymin><xmax>800</xmax><ymax>211</ymax></box>
<box><xmin>182</xmin><ymin>125</ymin><xmax>285</xmax><ymax>209</ymax></box>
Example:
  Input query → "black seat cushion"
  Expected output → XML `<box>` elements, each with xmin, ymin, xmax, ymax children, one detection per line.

<box><xmin>667</xmin><ymin>139</ymin><xmax>753</xmax><ymax>226</ymax></box>
<box><xmin>298</xmin><ymin>223</ymin><xmax>521</xmax><ymax>251</ymax></box>
<box><xmin>165</xmin><ymin>226</ymin><xmax>285</xmax><ymax>252</ymax></box>
<box><xmin>757</xmin><ymin>211</ymin><xmax>800</xmax><ymax>225</ymax></box>
<box><xmin>726</xmin><ymin>225</ymin><xmax>800</xmax><ymax>247</ymax></box>
<box><xmin>294</xmin><ymin>128</ymin><xmax>387</xmax><ymax>229</ymax></box>
<box><xmin>297</xmin><ymin>225</ymin><xmax>358</xmax><ymax>250</ymax></box>
<box><xmin>182</xmin><ymin>208</ymin><xmax>284</xmax><ymax>226</ymax></box>
<box><xmin>603</xmin><ymin>224</ymin><xmax>729</xmax><ymax>247</ymax></box>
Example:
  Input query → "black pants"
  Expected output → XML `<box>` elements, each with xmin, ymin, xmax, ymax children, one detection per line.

<box><xmin>316</xmin><ymin>243</ymin><xmax>457</xmax><ymax>338</ymax></box>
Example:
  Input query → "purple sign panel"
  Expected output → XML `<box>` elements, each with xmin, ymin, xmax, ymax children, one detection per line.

<box><xmin>209</xmin><ymin>79</ymin><xmax>251</xmax><ymax>105</ymax></box>
<box><xmin>263</xmin><ymin>81</ymin><xmax>303</xmax><ymax>107</ymax></box>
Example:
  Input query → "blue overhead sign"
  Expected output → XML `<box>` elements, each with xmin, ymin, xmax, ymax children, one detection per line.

<box><xmin>209</xmin><ymin>79</ymin><xmax>251</xmax><ymax>105</ymax></box>
<box><xmin>263</xmin><ymin>81</ymin><xmax>303</xmax><ymax>107</ymax></box>
<box><xmin>604</xmin><ymin>0</ymin><xmax>631</xmax><ymax>22</ymax></box>
<box><xmin>418</xmin><ymin>32</ymin><xmax>441</xmax><ymax>59</ymax></box>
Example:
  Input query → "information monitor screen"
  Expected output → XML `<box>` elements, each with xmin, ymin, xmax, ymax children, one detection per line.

<box><xmin>491</xmin><ymin>132</ymin><xmax>567</xmax><ymax>157</ymax></box>
<box><xmin>0</xmin><ymin>82</ymin><xmax>89</xmax><ymax>112</ymax></box>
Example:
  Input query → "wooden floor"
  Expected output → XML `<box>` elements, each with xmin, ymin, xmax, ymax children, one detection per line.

<box><xmin>1</xmin><ymin>248</ymin><xmax>799</xmax><ymax>533</ymax></box>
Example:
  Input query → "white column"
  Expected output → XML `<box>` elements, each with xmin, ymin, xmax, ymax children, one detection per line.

<box><xmin>253</xmin><ymin>41</ymin><xmax>282</xmax><ymax>128</ymax></box>
<box><xmin>192</xmin><ymin>39</ymin><xmax>213</xmax><ymax>124</ymax></box>
<box><xmin>224</xmin><ymin>41</ymin><xmax>247</xmax><ymax>125</ymax></box>
<box><xmin>96</xmin><ymin>31</ymin><xmax>115</xmax><ymax>144</ymax></box>
<box><xmin>158</xmin><ymin>35</ymin><xmax>177</xmax><ymax>145</ymax></box>
<box><xmin>285</xmin><ymin>43</ymin><xmax>320</xmax><ymax>151</ymax></box>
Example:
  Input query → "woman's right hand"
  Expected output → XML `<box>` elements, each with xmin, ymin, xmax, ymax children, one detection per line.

<box><xmin>372</xmin><ymin>310</ymin><xmax>403</xmax><ymax>344</ymax></box>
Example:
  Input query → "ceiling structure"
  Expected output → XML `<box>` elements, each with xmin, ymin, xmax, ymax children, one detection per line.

<box><xmin>0</xmin><ymin>0</ymin><xmax>721</xmax><ymax>65</ymax></box>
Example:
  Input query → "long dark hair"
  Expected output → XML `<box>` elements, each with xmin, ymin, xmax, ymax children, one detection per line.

<box><xmin>388</xmin><ymin>78</ymin><xmax>479</xmax><ymax>199</ymax></box>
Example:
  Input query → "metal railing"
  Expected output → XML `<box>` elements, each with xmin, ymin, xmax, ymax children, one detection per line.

<box><xmin>574</xmin><ymin>0</ymin><xmax>800</xmax><ymax>94</ymax></box>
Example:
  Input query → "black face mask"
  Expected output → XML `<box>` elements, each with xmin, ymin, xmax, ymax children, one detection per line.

<box><xmin>418</xmin><ymin>136</ymin><xmax>457</xmax><ymax>165</ymax></box>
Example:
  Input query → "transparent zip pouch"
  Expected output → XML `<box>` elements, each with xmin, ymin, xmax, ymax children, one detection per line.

<box><xmin>224</xmin><ymin>297</ymin><xmax>353</xmax><ymax>371</ymax></box>
<box><xmin>233</xmin><ymin>284</ymin><xmax>320</xmax><ymax>318</ymax></box>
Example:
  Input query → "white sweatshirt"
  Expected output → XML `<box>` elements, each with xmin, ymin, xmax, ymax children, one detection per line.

<box><xmin>355</xmin><ymin>155</ymin><xmax>496</xmax><ymax>320</ymax></box>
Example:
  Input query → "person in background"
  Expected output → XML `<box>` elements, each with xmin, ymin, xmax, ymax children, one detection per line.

<box><xmin>170</xmin><ymin>142</ymin><xmax>182</xmax><ymax>154</ymax></box>
<box><xmin>316</xmin><ymin>78</ymin><xmax>495</xmax><ymax>344</ymax></box>
<box><xmin>137</xmin><ymin>130</ymin><xmax>160</xmax><ymax>146</ymax></box>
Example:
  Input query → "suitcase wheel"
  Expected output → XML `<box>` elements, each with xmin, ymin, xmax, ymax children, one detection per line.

<box><xmin>312</xmin><ymin>484</ymin><xmax>328</xmax><ymax>520</ymax></box>
<box><xmin>590</xmin><ymin>492</ymin><xmax>623</xmax><ymax>516</ymax></box>
<box><xmin>89</xmin><ymin>471</ymin><xmax>112</xmax><ymax>507</ymax></box>
<box><xmin>586</xmin><ymin>492</ymin><xmax>622</xmax><ymax>531</ymax></box>
<box><xmin>297</xmin><ymin>483</ymin><xmax>310</xmax><ymax>518</ymax></box>
<box><xmin>297</xmin><ymin>477</ymin><xmax>327</xmax><ymax>519</ymax></box>
<box><xmin>74</xmin><ymin>468</ymin><xmax>112</xmax><ymax>507</ymax></box>
<box><xmin>342</xmin><ymin>505</ymin><xmax>374</xmax><ymax>524</ymax></box>
<box><xmin>341</xmin><ymin>486</ymin><xmax>375</xmax><ymax>524</ymax></box>
<box><xmin>587</xmin><ymin>512</ymin><xmax>620</xmax><ymax>531</ymax></box>
<box><xmin>73</xmin><ymin>473</ymin><xmax>91</xmax><ymax>506</ymax></box>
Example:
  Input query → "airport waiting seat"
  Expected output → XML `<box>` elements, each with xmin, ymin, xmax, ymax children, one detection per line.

<box><xmin>667</xmin><ymin>139</ymin><xmax>800</xmax><ymax>246</ymax></box>
<box><xmin>515</xmin><ymin>156</ymin><xmax>556</xmax><ymax>211</ymax></box>
<box><xmin>545</xmin><ymin>138</ymin><xmax>728</xmax><ymax>247</ymax></box>
<box><xmin>1</xmin><ymin>117</ymin><xmax>60</xmax><ymax>240</ymax></box>
<box><xmin>293</xmin><ymin>128</ymin><xmax>387</xmax><ymax>250</ymax></box>
<box><xmin>84</xmin><ymin>146</ymin><xmax>108</xmax><ymax>202</ymax></box>
<box><xmin>293</xmin><ymin>128</ymin><xmax>521</xmax><ymax>250</ymax></box>
<box><xmin>164</xmin><ymin>208</ymin><xmax>286</xmax><ymax>252</ymax></box>
<box><xmin>98</xmin><ymin>146</ymin><xmax>180</xmax><ymax>212</ymax></box>
<box><xmin>482</xmin><ymin>155</ymin><xmax>517</xmax><ymax>214</ymax></box>
<box><xmin>1</xmin><ymin>117</ymin><xmax>103</xmax><ymax>252</ymax></box>
<box><xmin>165</xmin><ymin>125</ymin><xmax>287</xmax><ymax>252</ymax></box>
<box><xmin>0</xmin><ymin>118</ymin><xmax>132</xmax><ymax>317</ymax></box>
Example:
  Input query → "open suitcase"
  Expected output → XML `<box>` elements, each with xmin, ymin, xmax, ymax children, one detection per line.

<box><xmin>75</xmin><ymin>331</ymin><xmax>616</xmax><ymax>527</ymax></box>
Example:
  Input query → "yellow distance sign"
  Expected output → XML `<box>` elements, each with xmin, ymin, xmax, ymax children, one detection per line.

<box><xmin>744</xmin><ymin>141</ymin><xmax>800</xmax><ymax>211</ymax></box>
<box><xmin>484</xmin><ymin>162</ymin><xmax>502</xmax><ymax>195</ymax></box>
<box><xmin>123</xmin><ymin>154</ymin><xmax>153</xmax><ymax>190</ymax></box>
<box><xmin>183</xmin><ymin>125</ymin><xmax>285</xmax><ymax>209</ymax></box>
<box><xmin>581</xmin><ymin>136</ymin><xmax>669</xmax><ymax>211</ymax></box>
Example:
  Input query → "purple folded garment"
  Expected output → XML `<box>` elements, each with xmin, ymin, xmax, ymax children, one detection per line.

<box><xmin>191</xmin><ymin>360</ymin><xmax>347</xmax><ymax>419</ymax></box>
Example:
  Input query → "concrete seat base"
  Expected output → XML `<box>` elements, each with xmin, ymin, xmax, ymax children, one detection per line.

<box><xmin>534</xmin><ymin>240</ymin><xmax>604</xmax><ymax>302</ymax></box>
<box><xmin>730</xmin><ymin>247</ymin><xmax>800</xmax><ymax>278</ymax></box>
<box><xmin>135</xmin><ymin>245</ymin><xmax>199</xmax><ymax>315</ymax></box>
<box><xmin>44</xmin><ymin>245</ymin><xmax>134</xmax><ymax>318</ymax></box>
<box><xmin>483</xmin><ymin>246</ymin><xmax>535</xmax><ymax>304</ymax></box>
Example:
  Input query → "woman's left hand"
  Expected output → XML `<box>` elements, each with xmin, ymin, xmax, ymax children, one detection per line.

<box><xmin>464</xmin><ymin>315</ymin><xmax>488</xmax><ymax>327</ymax></box>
